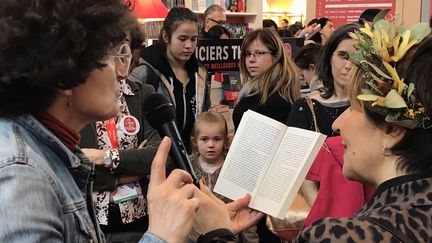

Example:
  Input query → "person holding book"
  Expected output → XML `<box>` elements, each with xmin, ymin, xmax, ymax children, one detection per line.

<box><xmin>190</xmin><ymin>111</ymin><xmax>259</xmax><ymax>242</ymax></box>
<box><xmin>286</xmin><ymin>23</ymin><xmax>373</xmax><ymax>229</ymax></box>
<box><xmin>128</xmin><ymin>7</ymin><xmax>210</xmax><ymax>153</ymax></box>
<box><xmin>295</xmin><ymin>18</ymin><xmax>432</xmax><ymax>242</ymax></box>
<box><xmin>232</xmin><ymin>28</ymin><xmax>301</xmax><ymax>242</ymax></box>
<box><xmin>0</xmin><ymin>0</ymin><xmax>262</xmax><ymax>241</ymax></box>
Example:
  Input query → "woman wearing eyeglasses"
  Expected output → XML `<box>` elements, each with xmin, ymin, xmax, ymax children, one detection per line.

<box><xmin>79</xmin><ymin>23</ymin><xmax>169</xmax><ymax>242</ymax></box>
<box><xmin>0</xmin><ymin>0</ymin><xmax>138</xmax><ymax>241</ymax></box>
<box><xmin>232</xmin><ymin>28</ymin><xmax>300</xmax><ymax>242</ymax></box>
<box><xmin>232</xmin><ymin>28</ymin><xmax>300</xmax><ymax>131</ymax></box>
<box><xmin>286</xmin><ymin>24</ymin><xmax>372</xmax><ymax>232</ymax></box>
<box><xmin>129</xmin><ymin>7</ymin><xmax>209</xmax><ymax>153</ymax></box>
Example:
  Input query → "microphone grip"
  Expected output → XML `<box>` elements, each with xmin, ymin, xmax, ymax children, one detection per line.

<box><xmin>158</xmin><ymin>122</ymin><xmax>199</xmax><ymax>186</ymax></box>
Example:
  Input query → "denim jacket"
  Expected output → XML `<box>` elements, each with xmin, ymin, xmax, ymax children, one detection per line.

<box><xmin>0</xmin><ymin>115</ymin><xmax>104</xmax><ymax>242</ymax></box>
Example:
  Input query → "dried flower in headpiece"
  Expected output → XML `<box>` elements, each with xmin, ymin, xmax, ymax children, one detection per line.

<box><xmin>349</xmin><ymin>10</ymin><xmax>431</xmax><ymax>129</ymax></box>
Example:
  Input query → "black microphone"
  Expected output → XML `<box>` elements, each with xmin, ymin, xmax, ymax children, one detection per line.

<box><xmin>143</xmin><ymin>93</ymin><xmax>198</xmax><ymax>186</ymax></box>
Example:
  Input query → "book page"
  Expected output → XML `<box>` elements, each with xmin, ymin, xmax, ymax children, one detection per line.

<box><xmin>214</xmin><ymin>110</ymin><xmax>287</xmax><ymax>201</ymax></box>
<box><xmin>252</xmin><ymin>127</ymin><xmax>326</xmax><ymax>218</ymax></box>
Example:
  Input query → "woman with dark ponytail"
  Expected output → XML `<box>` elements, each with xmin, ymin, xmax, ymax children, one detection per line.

<box><xmin>130</xmin><ymin>7</ymin><xmax>210</xmax><ymax>153</ymax></box>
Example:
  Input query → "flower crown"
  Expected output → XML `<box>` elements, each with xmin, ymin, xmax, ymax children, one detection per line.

<box><xmin>349</xmin><ymin>11</ymin><xmax>432</xmax><ymax>129</ymax></box>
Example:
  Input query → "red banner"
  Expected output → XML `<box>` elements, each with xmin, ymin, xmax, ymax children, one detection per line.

<box><xmin>316</xmin><ymin>0</ymin><xmax>396</xmax><ymax>28</ymax></box>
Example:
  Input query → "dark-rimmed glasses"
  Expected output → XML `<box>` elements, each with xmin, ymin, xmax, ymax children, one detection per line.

<box><xmin>207</xmin><ymin>17</ymin><xmax>227</xmax><ymax>26</ymax></box>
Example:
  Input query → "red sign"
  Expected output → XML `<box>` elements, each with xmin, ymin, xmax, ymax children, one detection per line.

<box><xmin>316</xmin><ymin>0</ymin><xmax>396</xmax><ymax>28</ymax></box>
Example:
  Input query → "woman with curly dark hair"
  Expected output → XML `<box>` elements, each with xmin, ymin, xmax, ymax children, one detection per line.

<box><xmin>0</xmin><ymin>0</ymin><xmax>138</xmax><ymax>241</ymax></box>
<box><xmin>0</xmin><ymin>1</ymin><xmax>262</xmax><ymax>242</ymax></box>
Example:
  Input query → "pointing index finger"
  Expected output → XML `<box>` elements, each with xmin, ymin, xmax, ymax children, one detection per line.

<box><xmin>149</xmin><ymin>137</ymin><xmax>171</xmax><ymax>188</ymax></box>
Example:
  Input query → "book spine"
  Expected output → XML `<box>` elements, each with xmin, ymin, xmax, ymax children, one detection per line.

<box><xmin>237</xmin><ymin>0</ymin><xmax>244</xmax><ymax>12</ymax></box>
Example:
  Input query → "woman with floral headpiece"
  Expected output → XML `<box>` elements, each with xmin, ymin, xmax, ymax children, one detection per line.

<box><xmin>294</xmin><ymin>19</ymin><xmax>432</xmax><ymax>242</ymax></box>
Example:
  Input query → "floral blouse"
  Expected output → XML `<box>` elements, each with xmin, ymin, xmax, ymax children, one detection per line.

<box><xmin>92</xmin><ymin>80</ymin><xmax>146</xmax><ymax>225</ymax></box>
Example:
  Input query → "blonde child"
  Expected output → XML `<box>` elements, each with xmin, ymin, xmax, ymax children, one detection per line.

<box><xmin>191</xmin><ymin>111</ymin><xmax>228</xmax><ymax>191</ymax></box>
<box><xmin>191</xmin><ymin>111</ymin><xmax>259</xmax><ymax>243</ymax></box>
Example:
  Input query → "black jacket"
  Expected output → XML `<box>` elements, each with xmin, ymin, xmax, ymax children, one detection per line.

<box><xmin>129</xmin><ymin>43</ymin><xmax>210</xmax><ymax>152</ymax></box>
<box><xmin>80</xmin><ymin>81</ymin><xmax>173</xmax><ymax>191</ymax></box>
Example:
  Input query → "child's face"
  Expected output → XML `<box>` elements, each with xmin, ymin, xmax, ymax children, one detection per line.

<box><xmin>196</xmin><ymin>123</ymin><xmax>225</xmax><ymax>164</ymax></box>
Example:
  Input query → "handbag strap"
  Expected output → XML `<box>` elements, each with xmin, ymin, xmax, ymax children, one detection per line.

<box><xmin>305</xmin><ymin>97</ymin><xmax>320</xmax><ymax>133</ymax></box>
<box><xmin>363</xmin><ymin>216</ymin><xmax>414</xmax><ymax>243</ymax></box>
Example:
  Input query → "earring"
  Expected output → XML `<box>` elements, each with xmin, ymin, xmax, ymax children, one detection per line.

<box><xmin>383</xmin><ymin>147</ymin><xmax>392</xmax><ymax>157</ymax></box>
<box><xmin>67</xmin><ymin>95</ymin><xmax>72</xmax><ymax>107</ymax></box>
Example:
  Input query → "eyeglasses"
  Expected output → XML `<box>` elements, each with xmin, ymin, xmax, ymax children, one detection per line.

<box><xmin>243</xmin><ymin>51</ymin><xmax>275</xmax><ymax>58</ymax></box>
<box><xmin>207</xmin><ymin>17</ymin><xmax>227</xmax><ymax>26</ymax></box>
<box><xmin>109</xmin><ymin>43</ymin><xmax>132</xmax><ymax>77</ymax></box>
<box><xmin>333</xmin><ymin>50</ymin><xmax>350</xmax><ymax>61</ymax></box>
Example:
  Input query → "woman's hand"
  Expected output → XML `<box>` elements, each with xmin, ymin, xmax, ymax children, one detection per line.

<box><xmin>193</xmin><ymin>179</ymin><xmax>232</xmax><ymax>235</ymax></box>
<box><xmin>147</xmin><ymin>137</ymin><xmax>199</xmax><ymax>243</ymax></box>
<box><xmin>194</xmin><ymin>180</ymin><xmax>263</xmax><ymax>235</ymax></box>
<box><xmin>138</xmin><ymin>139</ymin><xmax>148</xmax><ymax>149</ymax></box>
<box><xmin>226</xmin><ymin>194</ymin><xmax>264</xmax><ymax>234</ymax></box>
<box><xmin>81</xmin><ymin>148</ymin><xmax>105</xmax><ymax>165</ymax></box>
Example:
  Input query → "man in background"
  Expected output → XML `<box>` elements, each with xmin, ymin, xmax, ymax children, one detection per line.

<box><xmin>200</xmin><ymin>4</ymin><xmax>227</xmax><ymax>38</ymax></box>
<box><xmin>281</xmin><ymin>19</ymin><xmax>289</xmax><ymax>29</ymax></box>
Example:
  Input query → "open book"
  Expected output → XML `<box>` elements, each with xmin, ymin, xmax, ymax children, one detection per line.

<box><xmin>214</xmin><ymin>110</ymin><xmax>326</xmax><ymax>219</ymax></box>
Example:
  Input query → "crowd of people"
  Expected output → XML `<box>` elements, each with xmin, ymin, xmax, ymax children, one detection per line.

<box><xmin>1</xmin><ymin>0</ymin><xmax>432</xmax><ymax>242</ymax></box>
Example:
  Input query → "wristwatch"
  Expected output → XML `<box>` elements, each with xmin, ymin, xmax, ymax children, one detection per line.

<box><xmin>197</xmin><ymin>229</ymin><xmax>236</xmax><ymax>243</ymax></box>
<box><xmin>103</xmin><ymin>150</ymin><xmax>112</xmax><ymax>168</ymax></box>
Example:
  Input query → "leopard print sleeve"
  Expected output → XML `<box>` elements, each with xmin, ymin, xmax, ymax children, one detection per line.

<box><xmin>295</xmin><ymin>217</ymin><xmax>407</xmax><ymax>242</ymax></box>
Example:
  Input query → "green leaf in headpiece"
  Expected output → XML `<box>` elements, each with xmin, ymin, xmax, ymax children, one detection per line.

<box><xmin>396</xmin><ymin>25</ymin><xmax>407</xmax><ymax>34</ymax></box>
<box><xmin>373</xmin><ymin>9</ymin><xmax>390</xmax><ymax>24</ymax></box>
<box><xmin>358</xmin><ymin>94</ymin><xmax>383</xmax><ymax>101</ymax></box>
<box><xmin>374</xmin><ymin>19</ymin><xmax>395</xmax><ymax>40</ymax></box>
<box><xmin>407</xmin><ymin>83</ymin><xmax>415</xmax><ymax>99</ymax></box>
<box><xmin>361</xmin><ymin>60</ymin><xmax>392</xmax><ymax>79</ymax></box>
<box><xmin>409</xmin><ymin>23</ymin><xmax>431</xmax><ymax>42</ymax></box>
<box><xmin>384</xmin><ymin>89</ymin><xmax>407</xmax><ymax>108</ymax></box>
<box><xmin>361</xmin><ymin>88</ymin><xmax>374</xmax><ymax>95</ymax></box>
<box><xmin>385</xmin><ymin>115</ymin><xmax>417</xmax><ymax>129</ymax></box>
